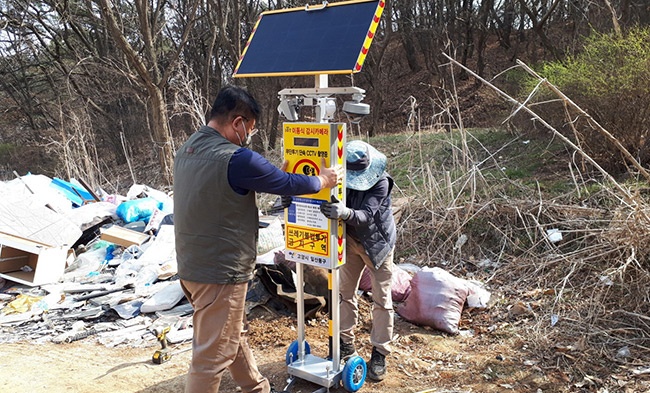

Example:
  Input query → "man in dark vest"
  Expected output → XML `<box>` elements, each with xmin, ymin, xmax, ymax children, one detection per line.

<box><xmin>320</xmin><ymin>140</ymin><xmax>396</xmax><ymax>381</ymax></box>
<box><xmin>174</xmin><ymin>85</ymin><xmax>342</xmax><ymax>393</ymax></box>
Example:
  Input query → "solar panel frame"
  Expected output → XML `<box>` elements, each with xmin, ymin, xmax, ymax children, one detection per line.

<box><xmin>233</xmin><ymin>0</ymin><xmax>384</xmax><ymax>77</ymax></box>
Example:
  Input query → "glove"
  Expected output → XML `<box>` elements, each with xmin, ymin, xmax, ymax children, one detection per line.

<box><xmin>280</xmin><ymin>195</ymin><xmax>293</xmax><ymax>209</ymax></box>
<box><xmin>320</xmin><ymin>195</ymin><xmax>351</xmax><ymax>220</ymax></box>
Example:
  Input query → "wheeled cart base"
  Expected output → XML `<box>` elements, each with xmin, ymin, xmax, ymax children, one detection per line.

<box><xmin>285</xmin><ymin>351</ymin><xmax>367</xmax><ymax>392</ymax></box>
<box><xmin>283</xmin><ymin>265</ymin><xmax>367</xmax><ymax>392</ymax></box>
<box><xmin>288</xmin><ymin>354</ymin><xmax>341</xmax><ymax>388</ymax></box>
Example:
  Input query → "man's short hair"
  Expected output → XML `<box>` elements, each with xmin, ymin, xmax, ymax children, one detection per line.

<box><xmin>210</xmin><ymin>85</ymin><xmax>261</xmax><ymax>122</ymax></box>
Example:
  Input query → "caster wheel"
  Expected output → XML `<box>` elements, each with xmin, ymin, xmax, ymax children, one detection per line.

<box><xmin>285</xmin><ymin>340</ymin><xmax>311</xmax><ymax>365</ymax></box>
<box><xmin>342</xmin><ymin>355</ymin><xmax>366</xmax><ymax>392</ymax></box>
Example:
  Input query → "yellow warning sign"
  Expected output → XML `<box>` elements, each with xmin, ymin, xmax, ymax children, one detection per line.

<box><xmin>285</xmin><ymin>224</ymin><xmax>329</xmax><ymax>256</ymax></box>
<box><xmin>283</xmin><ymin>122</ymin><xmax>346</xmax><ymax>269</ymax></box>
<box><xmin>283</xmin><ymin>123</ymin><xmax>332</xmax><ymax>201</ymax></box>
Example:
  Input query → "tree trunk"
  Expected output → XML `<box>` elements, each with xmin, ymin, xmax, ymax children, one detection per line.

<box><xmin>476</xmin><ymin>0</ymin><xmax>495</xmax><ymax>77</ymax></box>
<box><xmin>149</xmin><ymin>86</ymin><xmax>175</xmax><ymax>185</ymax></box>
<box><xmin>98</xmin><ymin>0</ymin><xmax>199</xmax><ymax>185</ymax></box>
<box><xmin>268</xmin><ymin>79</ymin><xmax>282</xmax><ymax>150</ymax></box>
<box><xmin>396</xmin><ymin>0</ymin><xmax>421</xmax><ymax>72</ymax></box>
<box><xmin>516</xmin><ymin>0</ymin><xmax>563</xmax><ymax>60</ymax></box>
<box><xmin>401</xmin><ymin>33</ymin><xmax>422</xmax><ymax>73</ymax></box>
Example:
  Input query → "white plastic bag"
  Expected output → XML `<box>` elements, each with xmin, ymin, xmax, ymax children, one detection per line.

<box><xmin>140</xmin><ymin>281</ymin><xmax>185</xmax><ymax>313</ymax></box>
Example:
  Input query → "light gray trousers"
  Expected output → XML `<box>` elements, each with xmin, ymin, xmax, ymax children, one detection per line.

<box><xmin>339</xmin><ymin>236</ymin><xmax>394</xmax><ymax>355</ymax></box>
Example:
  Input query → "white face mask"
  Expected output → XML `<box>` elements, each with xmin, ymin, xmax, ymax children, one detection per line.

<box><xmin>237</xmin><ymin>122</ymin><xmax>258</xmax><ymax>147</ymax></box>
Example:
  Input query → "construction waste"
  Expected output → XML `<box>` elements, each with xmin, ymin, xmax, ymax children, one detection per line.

<box><xmin>0</xmin><ymin>173</ymin><xmax>490</xmax><ymax>350</ymax></box>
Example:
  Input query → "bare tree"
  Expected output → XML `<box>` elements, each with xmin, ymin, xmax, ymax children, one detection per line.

<box><xmin>98</xmin><ymin>0</ymin><xmax>201</xmax><ymax>185</ymax></box>
<box><xmin>2</xmin><ymin>0</ymin><xmax>650</xmax><ymax>185</ymax></box>
<box><xmin>516</xmin><ymin>0</ymin><xmax>563</xmax><ymax>59</ymax></box>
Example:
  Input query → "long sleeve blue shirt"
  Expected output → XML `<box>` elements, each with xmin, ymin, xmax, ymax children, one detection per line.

<box><xmin>228</xmin><ymin>147</ymin><xmax>321</xmax><ymax>195</ymax></box>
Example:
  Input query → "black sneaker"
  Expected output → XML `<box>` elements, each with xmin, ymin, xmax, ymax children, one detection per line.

<box><xmin>367</xmin><ymin>347</ymin><xmax>386</xmax><ymax>381</ymax></box>
<box><xmin>340</xmin><ymin>339</ymin><xmax>358</xmax><ymax>360</ymax></box>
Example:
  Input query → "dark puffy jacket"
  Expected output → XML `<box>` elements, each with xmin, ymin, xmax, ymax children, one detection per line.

<box><xmin>345</xmin><ymin>174</ymin><xmax>396</xmax><ymax>268</ymax></box>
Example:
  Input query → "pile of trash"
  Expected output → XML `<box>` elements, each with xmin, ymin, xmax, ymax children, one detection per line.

<box><xmin>0</xmin><ymin>173</ymin><xmax>492</xmax><ymax>352</ymax></box>
<box><xmin>0</xmin><ymin>173</ymin><xmax>340</xmax><ymax>350</ymax></box>
<box><xmin>0</xmin><ymin>174</ymin><xmax>193</xmax><ymax>348</ymax></box>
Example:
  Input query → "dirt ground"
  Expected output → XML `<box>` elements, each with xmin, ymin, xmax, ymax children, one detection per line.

<box><xmin>0</xmin><ymin>296</ymin><xmax>596</xmax><ymax>393</ymax></box>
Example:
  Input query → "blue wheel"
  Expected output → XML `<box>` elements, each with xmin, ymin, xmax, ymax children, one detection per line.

<box><xmin>285</xmin><ymin>340</ymin><xmax>311</xmax><ymax>365</ymax></box>
<box><xmin>342</xmin><ymin>355</ymin><xmax>366</xmax><ymax>392</ymax></box>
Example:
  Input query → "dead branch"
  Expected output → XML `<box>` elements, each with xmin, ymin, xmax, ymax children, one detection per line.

<box><xmin>515</xmin><ymin>60</ymin><xmax>650</xmax><ymax>184</ymax></box>
<box><xmin>441</xmin><ymin>53</ymin><xmax>640</xmax><ymax>209</ymax></box>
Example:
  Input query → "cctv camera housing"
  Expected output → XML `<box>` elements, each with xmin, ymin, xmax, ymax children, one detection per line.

<box><xmin>277</xmin><ymin>99</ymin><xmax>299</xmax><ymax>121</ymax></box>
<box><xmin>342</xmin><ymin>101</ymin><xmax>370</xmax><ymax>116</ymax></box>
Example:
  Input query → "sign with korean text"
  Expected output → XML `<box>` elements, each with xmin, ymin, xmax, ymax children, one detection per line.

<box><xmin>284</xmin><ymin>122</ymin><xmax>346</xmax><ymax>269</ymax></box>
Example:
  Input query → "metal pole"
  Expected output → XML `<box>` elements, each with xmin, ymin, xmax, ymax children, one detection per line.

<box><xmin>296</xmin><ymin>262</ymin><xmax>305</xmax><ymax>362</ymax></box>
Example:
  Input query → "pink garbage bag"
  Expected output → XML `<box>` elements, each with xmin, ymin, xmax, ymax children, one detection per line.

<box><xmin>396</xmin><ymin>267</ymin><xmax>469</xmax><ymax>335</ymax></box>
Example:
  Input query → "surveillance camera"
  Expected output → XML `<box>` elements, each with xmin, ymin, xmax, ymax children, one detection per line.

<box><xmin>342</xmin><ymin>101</ymin><xmax>370</xmax><ymax>116</ymax></box>
<box><xmin>342</xmin><ymin>100</ymin><xmax>370</xmax><ymax>123</ymax></box>
<box><xmin>277</xmin><ymin>98</ymin><xmax>299</xmax><ymax>121</ymax></box>
<box><xmin>315</xmin><ymin>97</ymin><xmax>337</xmax><ymax>121</ymax></box>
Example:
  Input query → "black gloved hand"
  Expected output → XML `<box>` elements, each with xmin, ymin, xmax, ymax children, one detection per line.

<box><xmin>320</xmin><ymin>195</ymin><xmax>351</xmax><ymax>220</ymax></box>
<box><xmin>280</xmin><ymin>195</ymin><xmax>293</xmax><ymax>209</ymax></box>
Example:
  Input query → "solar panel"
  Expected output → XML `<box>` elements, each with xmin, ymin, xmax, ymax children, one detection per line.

<box><xmin>233</xmin><ymin>0</ymin><xmax>384</xmax><ymax>77</ymax></box>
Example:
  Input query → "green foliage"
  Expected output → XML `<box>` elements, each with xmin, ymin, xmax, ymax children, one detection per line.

<box><xmin>540</xmin><ymin>28</ymin><xmax>650</xmax><ymax>97</ymax></box>
<box><xmin>371</xmin><ymin>131</ymin><xmax>453</xmax><ymax>192</ymax></box>
<box><xmin>528</xmin><ymin>27</ymin><xmax>650</xmax><ymax>175</ymax></box>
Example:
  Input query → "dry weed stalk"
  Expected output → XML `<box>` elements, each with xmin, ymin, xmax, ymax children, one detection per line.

<box><xmin>396</xmin><ymin>55</ymin><xmax>650</xmax><ymax>364</ymax></box>
<box><xmin>515</xmin><ymin>60</ymin><xmax>650</xmax><ymax>184</ymax></box>
<box><xmin>169</xmin><ymin>63</ymin><xmax>207</xmax><ymax>135</ymax></box>
<box><xmin>45</xmin><ymin>102</ymin><xmax>103</xmax><ymax>190</ymax></box>
<box><xmin>120</xmin><ymin>131</ymin><xmax>136</xmax><ymax>185</ymax></box>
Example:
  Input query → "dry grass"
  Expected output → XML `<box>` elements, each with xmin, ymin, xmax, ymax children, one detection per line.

<box><xmin>369</xmin><ymin>58</ymin><xmax>650</xmax><ymax>387</ymax></box>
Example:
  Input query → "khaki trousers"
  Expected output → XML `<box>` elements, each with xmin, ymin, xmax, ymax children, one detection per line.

<box><xmin>339</xmin><ymin>237</ymin><xmax>394</xmax><ymax>355</ymax></box>
<box><xmin>180</xmin><ymin>280</ymin><xmax>270</xmax><ymax>393</ymax></box>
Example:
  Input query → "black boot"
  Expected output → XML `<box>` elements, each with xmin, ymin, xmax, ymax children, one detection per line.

<box><xmin>340</xmin><ymin>339</ymin><xmax>358</xmax><ymax>360</ymax></box>
<box><xmin>367</xmin><ymin>347</ymin><xmax>386</xmax><ymax>381</ymax></box>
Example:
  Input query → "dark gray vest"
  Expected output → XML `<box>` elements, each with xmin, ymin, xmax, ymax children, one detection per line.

<box><xmin>173</xmin><ymin>126</ymin><xmax>258</xmax><ymax>284</ymax></box>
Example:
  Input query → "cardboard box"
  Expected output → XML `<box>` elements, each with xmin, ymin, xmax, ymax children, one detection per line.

<box><xmin>0</xmin><ymin>232</ymin><xmax>71</xmax><ymax>287</ymax></box>
<box><xmin>100</xmin><ymin>226</ymin><xmax>150</xmax><ymax>248</ymax></box>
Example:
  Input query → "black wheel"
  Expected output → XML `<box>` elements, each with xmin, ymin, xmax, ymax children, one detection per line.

<box><xmin>285</xmin><ymin>340</ymin><xmax>311</xmax><ymax>365</ymax></box>
<box><xmin>342</xmin><ymin>355</ymin><xmax>366</xmax><ymax>392</ymax></box>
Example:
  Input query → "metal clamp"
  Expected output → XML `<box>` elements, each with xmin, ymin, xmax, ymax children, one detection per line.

<box><xmin>305</xmin><ymin>1</ymin><xmax>328</xmax><ymax>11</ymax></box>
